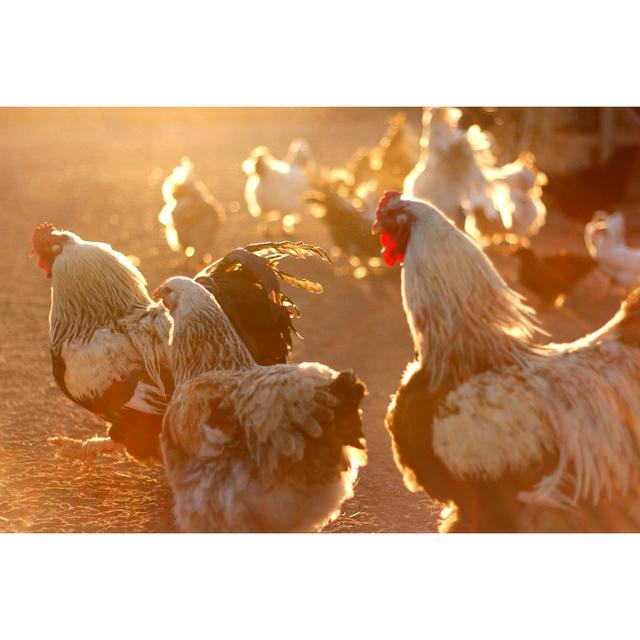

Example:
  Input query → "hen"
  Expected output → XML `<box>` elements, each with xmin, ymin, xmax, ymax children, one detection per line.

<box><xmin>156</xmin><ymin>277</ymin><xmax>367</xmax><ymax>532</ymax></box>
<box><xmin>158</xmin><ymin>157</ymin><xmax>225</xmax><ymax>264</ymax></box>
<box><xmin>243</xmin><ymin>139</ymin><xmax>314</xmax><ymax>235</ymax></box>
<box><xmin>485</xmin><ymin>152</ymin><xmax>547</xmax><ymax>246</ymax></box>
<box><xmin>31</xmin><ymin>223</ymin><xmax>327</xmax><ymax>463</ymax></box>
<box><xmin>373</xmin><ymin>192</ymin><xmax>640</xmax><ymax>532</ymax></box>
<box><xmin>405</xmin><ymin>108</ymin><xmax>547</xmax><ymax>246</ymax></box>
<box><xmin>404</xmin><ymin>107</ymin><xmax>498</xmax><ymax>230</ymax></box>
<box><xmin>584</xmin><ymin>210</ymin><xmax>640</xmax><ymax>292</ymax></box>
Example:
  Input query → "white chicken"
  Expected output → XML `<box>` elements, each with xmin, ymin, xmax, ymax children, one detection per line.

<box><xmin>243</xmin><ymin>139</ymin><xmax>314</xmax><ymax>235</ymax></box>
<box><xmin>404</xmin><ymin>107</ymin><xmax>498</xmax><ymax>230</ymax></box>
<box><xmin>585</xmin><ymin>210</ymin><xmax>640</xmax><ymax>292</ymax></box>
<box><xmin>155</xmin><ymin>277</ymin><xmax>367</xmax><ymax>532</ymax></box>
<box><xmin>373</xmin><ymin>192</ymin><xmax>640</xmax><ymax>532</ymax></box>
<box><xmin>404</xmin><ymin>108</ymin><xmax>546</xmax><ymax>246</ymax></box>
<box><xmin>158</xmin><ymin>157</ymin><xmax>225</xmax><ymax>264</ymax></box>
<box><xmin>31</xmin><ymin>222</ymin><xmax>172</xmax><ymax>462</ymax></box>
<box><xmin>486</xmin><ymin>152</ymin><xmax>547</xmax><ymax>246</ymax></box>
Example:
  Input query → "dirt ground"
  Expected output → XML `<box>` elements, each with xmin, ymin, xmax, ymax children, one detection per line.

<box><xmin>0</xmin><ymin>108</ymin><xmax>633</xmax><ymax>533</ymax></box>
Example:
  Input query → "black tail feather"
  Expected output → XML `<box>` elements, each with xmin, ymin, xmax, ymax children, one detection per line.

<box><xmin>194</xmin><ymin>243</ymin><xmax>329</xmax><ymax>365</ymax></box>
<box><xmin>329</xmin><ymin>370</ymin><xmax>367</xmax><ymax>450</ymax></box>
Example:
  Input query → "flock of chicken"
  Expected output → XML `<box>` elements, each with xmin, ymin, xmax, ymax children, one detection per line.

<box><xmin>157</xmin><ymin>108</ymin><xmax>640</xmax><ymax>298</ymax></box>
<box><xmin>30</xmin><ymin>107</ymin><xmax>640</xmax><ymax>532</ymax></box>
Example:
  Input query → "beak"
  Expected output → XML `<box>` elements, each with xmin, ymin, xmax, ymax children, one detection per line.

<box><xmin>28</xmin><ymin>248</ymin><xmax>38</xmax><ymax>258</ymax></box>
<box><xmin>371</xmin><ymin>219</ymin><xmax>383</xmax><ymax>235</ymax></box>
<box><xmin>152</xmin><ymin>286</ymin><xmax>163</xmax><ymax>301</ymax></box>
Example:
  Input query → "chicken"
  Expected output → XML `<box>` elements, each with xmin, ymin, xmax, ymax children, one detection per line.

<box><xmin>486</xmin><ymin>152</ymin><xmax>547</xmax><ymax>246</ymax></box>
<box><xmin>404</xmin><ymin>107</ymin><xmax>498</xmax><ymax>230</ymax></box>
<box><xmin>589</xmin><ymin>210</ymin><xmax>626</xmax><ymax>244</ymax></box>
<box><xmin>194</xmin><ymin>241</ymin><xmax>329</xmax><ymax>365</ymax></box>
<box><xmin>347</xmin><ymin>113</ymin><xmax>420</xmax><ymax>194</ymax></box>
<box><xmin>243</xmin><ymin>139</ymin><xmax>314</xmax><ymax>235</ymax></box>
<box><xmin>155</xmin><ymin>277</ymin><xmax>367</xmax><ymax>532</ymax></box>
<box><xmin>513</xmin><ymin>246</ymin><xmax>596</xmax><ymax>308</ymax></box>
<box><xmin>372</xmin><ymin>192</ymin><xmax>640</xmax><ymax>532</ymax></box>
<box><xmin>405</xmin><ymin>108</ymin><xmax>547</xmax><ymax>247</ymax></box>
<box><xmin>158</xmin><ymin>157</ymin><xmax>225</xmax><ymax>264</ymax></box>
<box><xmin>31</xmin><ymin>223</ymin><xmax>328</xmax><ymax>463</ymax></box>
<box><xmin>305</xmin><ymin>183</ymin><xmax>381</xmax><ymax>265</ymax></box>
<box><xmin>31</xmin><ymin>222</ymin><xmax>172</xmax><ymax>462</ymax></box>
<box><xmin>585</xmin><ymin>210</ymin><xmax>640</xmax><ymax>292</ymax></box>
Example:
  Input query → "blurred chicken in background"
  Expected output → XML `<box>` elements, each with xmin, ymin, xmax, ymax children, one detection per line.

<box><xmin>464</xmin><ymin>107</ymin><xmax>640</xmax><ymax>224</ymax></box>
<box><xmin>404</xmin><ymin>107</ymin><xmax>499</xmax><ymax>230</ymax></box>
<box><xmin>346</xmin><ymin>112</ymin><xmax>420</xmax><ymax>194</ymax></box>
<box><xmin>485</xmin><ymin>152</ymin><xmax>547</xmax><ymax>247</ymax></box>
<box><xmin>158</xmin><ymin>157</ymin><xmax>225</xmax><ymax>265</ymax></box>
<box><xmin>243</xmin><ymin>138</ymin><xmax>314</xmax><ymax>235</ymax></box>
<box><xmin>585</xmin><ymin>210</ymin><xmax>640</xmax><ymax>293</ymax></box>
<box><xmin>405</xmin><ymin>108</ymin><xmax>547</xmax><ymax>247</ymax></box>
<box><xmin>305</xmin><ymin>181</ymin><xmax>381</xmax><ymax>277</ymax></box>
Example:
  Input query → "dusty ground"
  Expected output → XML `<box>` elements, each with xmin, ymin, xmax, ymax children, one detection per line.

<box><xmin>0</xmin><ymin>108</ymin><xmax>633</xmax><ymax>532</ymax></box>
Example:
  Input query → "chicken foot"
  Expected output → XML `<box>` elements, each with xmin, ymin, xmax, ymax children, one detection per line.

<box><xmin>48</xmin><ymin>434</ymin><xmax>124</xmax><ymax>470</ymax></box>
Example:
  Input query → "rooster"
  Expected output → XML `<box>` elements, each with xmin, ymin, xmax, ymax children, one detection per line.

<box><xmin>31</xmin><ymin>223</ymin><xmax>327</xmax><ymax>463</ymax></box>
<box><xmin>155</xmin><ymin>277</ymin><xmax>367</xmax><ymax>532</ymax></box>
<box><xmin>158</xmin><ymin>157</ymin><xmax>225</xmax><ymax>264</ymax></box>
<box><xmin>243</xmin><ymin>139</ymin><xmax>314</xmax><ymax>235</ymax></box>
<box><xmin>585</xmin><ymin>210</ymin><xmax>640</xmax><ymax>293</ymax></box>
<box><xmin>373</xmin><ymin>192</ymin><xmax>640</xmax><ymax>532</ymax></box>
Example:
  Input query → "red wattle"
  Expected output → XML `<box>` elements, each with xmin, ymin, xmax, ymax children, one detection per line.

<box><xmin>380</xmin><ymin>232</ymin><xmax>404</xmax><ymax>266</ymax></box>
<box><xmin>37</xmin><ymin>256</ymin><xmax>52</xmax><ymax>278</ymax></box>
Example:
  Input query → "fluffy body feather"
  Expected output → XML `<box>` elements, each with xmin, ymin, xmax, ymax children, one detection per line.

<box><xmin>374</xmin><ymin>195</ymin><xmax>640</xmax><ymax>532</ymax></box>
<box><xmin>158</xmin><ymin>278</ymin><xmax>366</xmax><ymax>532</ymax></box>
<box><xmin>585</xmin><ymin>210</ymin><xmax>640</xmax><ymax>291</ymax></box>
<box><xmin>158</xmin><ymin>157</ymin><xmax>225</xmax><ymax>262</ymax></box>
<box><xmin>243</xmin><ymin>139</ymin><xmax>314</xmax><ymax>233</ymax></box>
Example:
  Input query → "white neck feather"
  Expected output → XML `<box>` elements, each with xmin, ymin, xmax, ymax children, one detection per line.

<box><xmin>50</xmin><ymin>241</ymin><xmax>157</xmax><ymax>350</ymax></box>
<box><xmin>401</xmin><ymin>211</ymin><xmax>543</xmax><ymax>389</ymax></box>
<box><xmin>170</xmin><ymin>291</ymin><xmax>255</xmax><ymax>386</ymax></box>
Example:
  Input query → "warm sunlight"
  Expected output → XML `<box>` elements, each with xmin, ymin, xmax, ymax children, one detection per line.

<box><xmin>4</xmin><ymin>106</ymin><xmax>640</xmax><ymax>535</ymax></box>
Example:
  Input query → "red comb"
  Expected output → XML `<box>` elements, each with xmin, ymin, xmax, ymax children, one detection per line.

<box><xmin>32</xmin><ymin>222</ymin><xmax>58</xmax><ymax>246</ymax></box>
<box><xmin>375</xmin><ymin>191</ymin><xmax>402</xmax><ymax>219</ymax></box>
